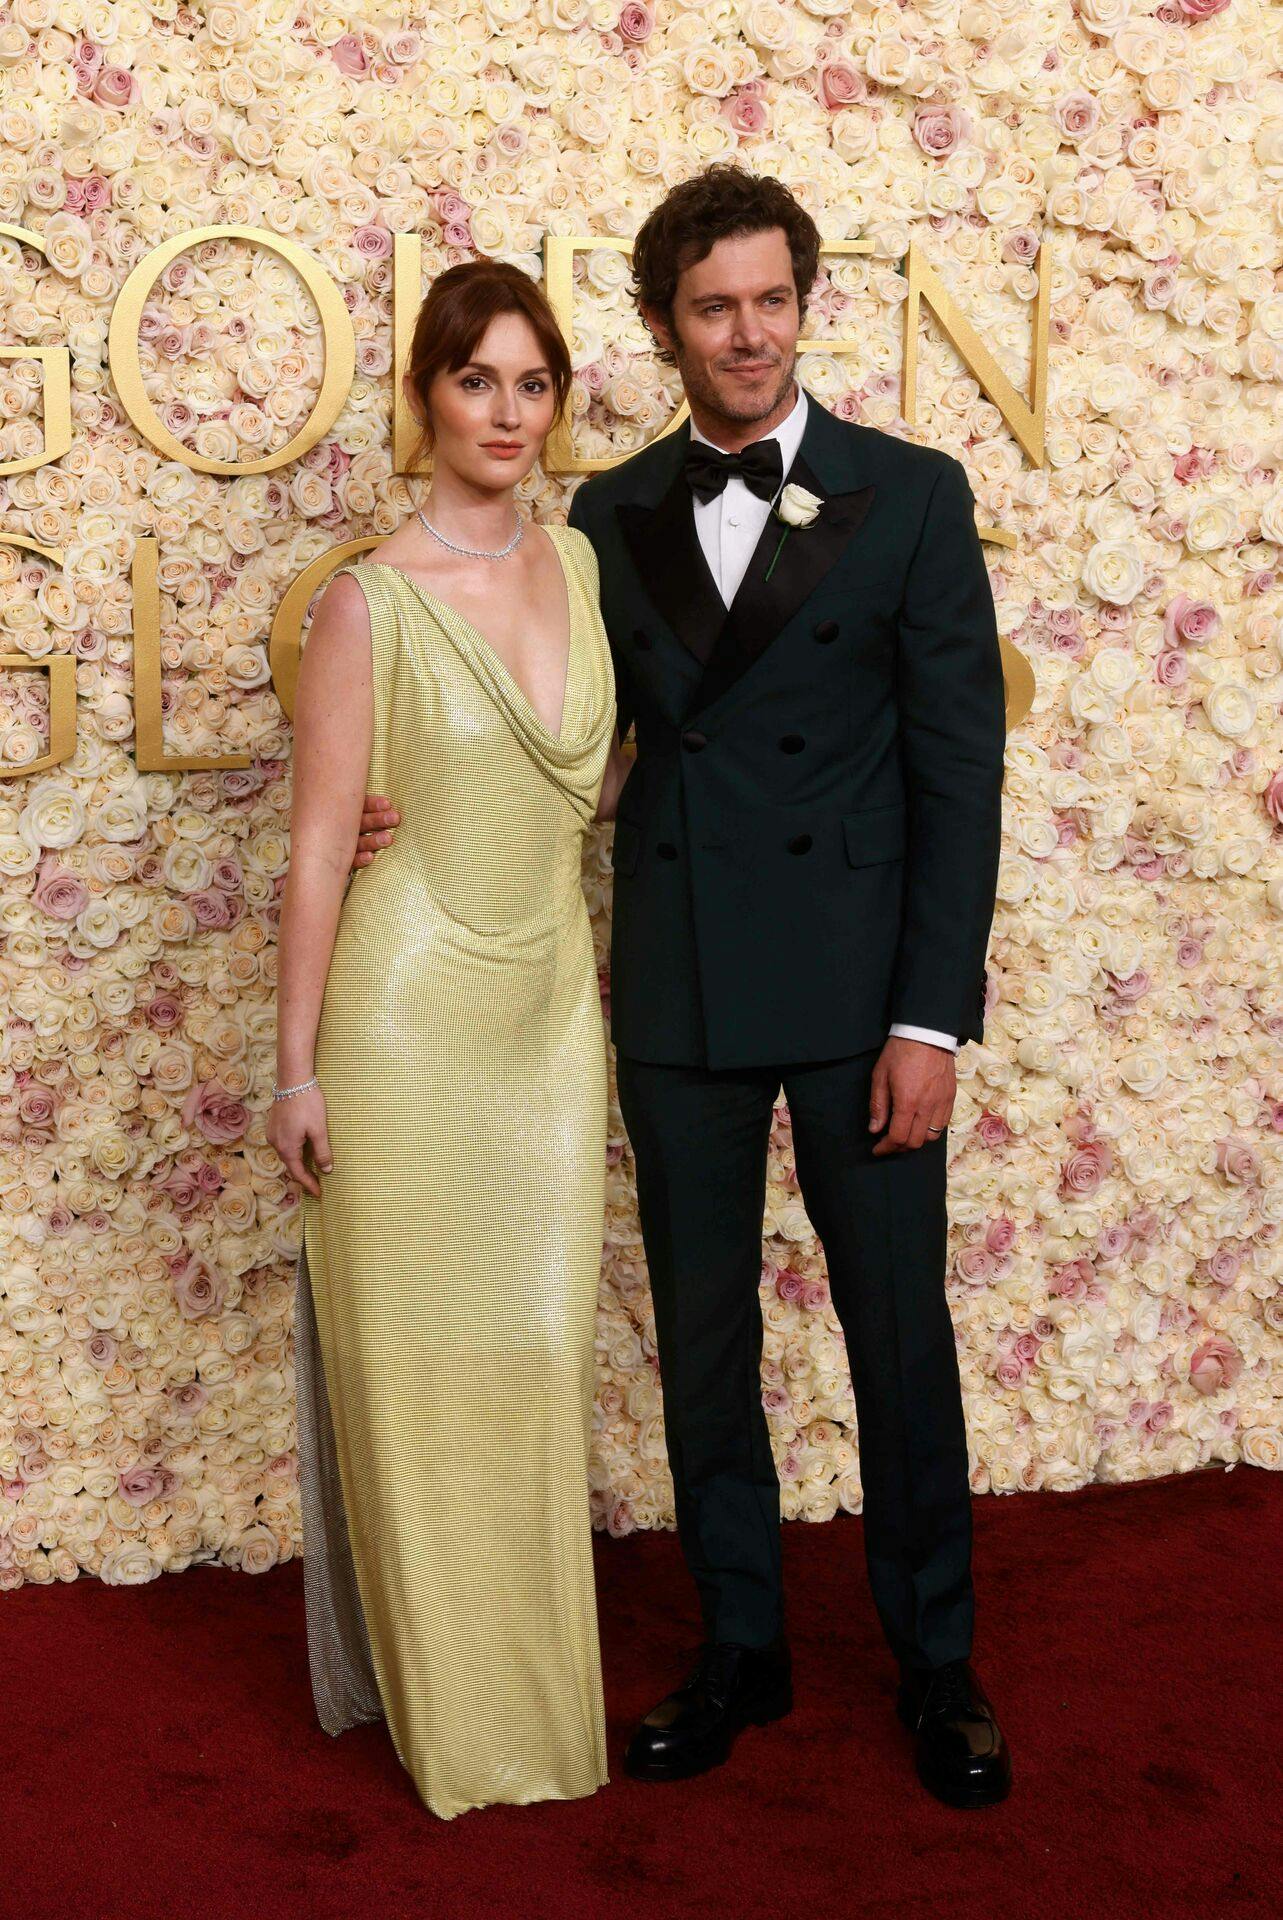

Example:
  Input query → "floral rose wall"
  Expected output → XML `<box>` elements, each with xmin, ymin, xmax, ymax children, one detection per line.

<box><xmin>1</xmin><ymin>0</ymin><xmax>1281</xmax><ymax>1590</ymax></box>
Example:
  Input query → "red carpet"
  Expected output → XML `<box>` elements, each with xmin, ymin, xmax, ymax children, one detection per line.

<box><xmin>9</xmin><ymin>1465</ymin><xmax>1280</xmax><ymax>1920</ymax></box>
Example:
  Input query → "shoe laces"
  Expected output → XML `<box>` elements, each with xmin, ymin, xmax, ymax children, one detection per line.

<box><xmin>922</xmin><ymin>1660</ymin><xmax>975</xmax><ymax>1719</ymax></box>
<box><xmin>690</xmin><ymin>1641</ymin><xmax>742</xmax><ymax>1702</ymax></box>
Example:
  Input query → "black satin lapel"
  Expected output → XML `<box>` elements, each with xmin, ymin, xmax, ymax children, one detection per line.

<box><xmin>694</xmin><ymin>456</ymin><xmax>875</xmax><ymax>712</ymax></box>
<box><xmin>615</xmin><ymin>474</ymin><xmax>727</xmax><ymax>666</ymax></box>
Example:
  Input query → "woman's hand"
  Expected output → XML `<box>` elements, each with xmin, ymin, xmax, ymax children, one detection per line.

<box><xmin>594</xmin><ymin>731</ymin><xmax>633</xmax><ymax>822</ymax></box>
<box><xmin>266</xmin><ymin>1086</ymin><xmax>334</xmax><ymax>1199</ymax></box>
<box><xmin>353</xmin><ymin>793</ymin><xmax>400</xmax><ymax>870</ymax></box>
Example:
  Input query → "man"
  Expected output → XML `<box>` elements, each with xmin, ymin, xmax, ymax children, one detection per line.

<box><xmin>351</xmin><ymin>164</ymin><xmax>1011</xmax><ymax>1808</ymax></box>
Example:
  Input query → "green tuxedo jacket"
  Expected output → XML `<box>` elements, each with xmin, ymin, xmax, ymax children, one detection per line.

<box><xmin>567</xmin><ymin>397</ymin><xmax>1007</xmax><ymax>1070</ymax></box>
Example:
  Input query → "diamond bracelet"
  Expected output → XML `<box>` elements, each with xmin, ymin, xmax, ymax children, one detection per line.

<box><xmin>272</xmin><ymin>1075</ymin><xmax>319</xmax><ymax>1101</ymax></box>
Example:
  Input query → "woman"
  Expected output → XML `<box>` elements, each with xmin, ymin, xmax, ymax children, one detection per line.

<box><xmin>269</xmin><ymin>258</ymin><xmax>630</xmax><ymax>1819</ymax></box>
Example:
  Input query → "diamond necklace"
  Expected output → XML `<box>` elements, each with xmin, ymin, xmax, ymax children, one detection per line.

<box><xmin>414</xmin><ymin>500</ymin><xmax>524</xmax><ymax>560</ymax></box>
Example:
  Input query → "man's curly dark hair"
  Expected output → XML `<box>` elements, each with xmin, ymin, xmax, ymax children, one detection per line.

<box><xmin>630</xmin><ymin>164</ymin><xmax>821</xmax><ymax>366</ymax></box>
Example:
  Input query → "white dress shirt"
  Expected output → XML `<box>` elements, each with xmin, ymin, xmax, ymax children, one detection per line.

<box><xmin>689</xmin><ymin>384</ymin><xmax>959</xmax><ymax>1055</ymax></box>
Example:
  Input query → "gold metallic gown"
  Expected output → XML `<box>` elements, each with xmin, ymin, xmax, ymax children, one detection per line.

<box><xmin>293</xmin><ymin>524</ymin><xmax>615</xmax><ymax>1819</ymax></box>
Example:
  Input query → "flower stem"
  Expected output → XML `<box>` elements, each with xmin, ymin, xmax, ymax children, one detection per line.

<box><xmin>764</xmin><ymin>528</ymin><xmax>789</xmax><ymax>583</ymax></box>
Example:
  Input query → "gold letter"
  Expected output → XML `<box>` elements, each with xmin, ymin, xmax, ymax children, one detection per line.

<box><xmin>109</xmin><ymin>227</ymin><xmax>355</xmax><ymax>476</ymax></box>
<box><xmin>0</xmin><ymin>225</ymin><xmax>72</xmax><ymax>474</ymax></box>
<box><xmin>0</xmin><ymin>535</ymin><xmax>76</xmax><ymax>776</ymax></box>
<box><xmin>902</xmin><ymin>240</ymin><xmax>1050</xmax><ymax>468</ymax></box>
<box><xmin>132</xmin><ymin>535</ymin><xmax>248</xmax><ymax>770</ymax></box>
<box><xmin>268</xmin><ymin>543</ymin><xmax>379</xmax><ymax>723</ymax></box>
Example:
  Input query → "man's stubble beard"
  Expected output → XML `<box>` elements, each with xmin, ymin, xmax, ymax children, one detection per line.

<box><xmin>672</xmin><ymin>340</ymin><xmax>799</xmax><ymax>432</ymax></box>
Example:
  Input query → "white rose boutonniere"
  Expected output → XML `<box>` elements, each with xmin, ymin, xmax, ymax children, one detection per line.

<box><xmin>764</xmin><ymin>482</ymin><xmax>824</xmax><ymax>582</ymax></box>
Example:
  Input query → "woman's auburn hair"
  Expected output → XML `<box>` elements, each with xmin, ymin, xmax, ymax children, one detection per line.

<box><xmin>630</xmin><ymin>163</ymin><xmax>821</xmax><ymax>363</ymax></box>
<box><xmin>404</xmin><ymin>257</ymin><xmax>573</xmax><ymax>466</ymax></box>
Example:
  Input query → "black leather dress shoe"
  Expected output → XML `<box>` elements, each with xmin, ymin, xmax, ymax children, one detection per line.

<box><xmin>624</xmin><ymin>1639</ymin><xmax>793</xmax><ymax>1781</ymax></box>
<box><xmin>896</xmin><ymin>1659</ymin><xmax>1012</xmax><ymax>1808</ymax></box>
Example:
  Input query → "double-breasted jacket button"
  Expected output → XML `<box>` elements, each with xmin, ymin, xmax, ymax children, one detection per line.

<box><xmin>633</xmin><ymin>627</ymin><xmax>652</xmax><ymax>651</ymax></box>
<box><xmin>682</xmin><ymin>730</ymin><xmax>707</xmax><ymax>753</ymax></box>
<box><xmin>657</xmin><ymin>841</ymin><xmax>678</xmax><ymax>860</ymax></box>
<box><xmin>779</xmin><ymin>733</ymin><xmax>805</xmax><ymax>754</ymax></box>
<box><xmin>814</xmin><ymin>619</ymin><xmax>839</xmax><ymax>644</ymax></box>
<box><xmin>787</xmin><ymin>833</ymin><xmax>813</xmax><ymax>855</ymax></box>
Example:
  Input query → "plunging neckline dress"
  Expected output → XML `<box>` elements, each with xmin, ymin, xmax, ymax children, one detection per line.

<box><xmin>292</xmin><ymin>523</ymin><xmax>616</xmax><ymax>1818</ymax></box>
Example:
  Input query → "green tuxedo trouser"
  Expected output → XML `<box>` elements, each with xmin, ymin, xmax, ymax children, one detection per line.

<box><xmin>615</xmin><ymin>1047</ymin><xmax>975</xmax><ymax>1672</ymax></box>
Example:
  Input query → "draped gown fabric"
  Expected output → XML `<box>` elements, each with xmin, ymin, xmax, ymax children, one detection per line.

<box><xmin>293</xmin><ymin>523</ymin><xmax>616</xmax><ymax>1819</ymax></box>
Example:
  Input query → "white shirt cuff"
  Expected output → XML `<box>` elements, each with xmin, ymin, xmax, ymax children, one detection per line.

<box><xmin>889</xmin><ymin>1023</ymin><xmax>959</xmax><ymax>1053</ymax></box>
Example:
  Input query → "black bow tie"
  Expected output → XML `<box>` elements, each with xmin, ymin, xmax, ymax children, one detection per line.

<box><xmin>684</xmin><ymin>437</ymin><xmax>784</xmax><ymax>504</ymax></box>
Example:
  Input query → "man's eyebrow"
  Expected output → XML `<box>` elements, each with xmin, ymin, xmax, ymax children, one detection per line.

<box><xmin>690</xmin><ymin>285</ymin><xmax>794</xmax><ymax>302</ymax></box>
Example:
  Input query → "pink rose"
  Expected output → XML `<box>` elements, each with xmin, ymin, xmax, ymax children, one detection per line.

<box><xmin>84</xmin><ymin>1333</ymin><xmax>117</xmax><ymax>1369</ymax></box>
<box><xmin>182</xmin><ymin>1079</ymin><xmax>249</xmax><ymax>1145</ymax></box>
<box><xmin>1096</xmin><ymin>1223</ymin><xmax>1131</xmax><ymax>1259</ymax></box>
<box><xmin>18</xmin><ymin>1086</ymin><xmax>56</xmax><ymax>1127</ymax></box>
<box><xmin>1215</xmin><ymin>1136</ymin><xmax>1259</xmax><ymax>1185</ymax></box>
<box><xmin>189</xmin><ymin>889</ymin><xmax>236</xmax><ymax>929</ymax></box>
<box><xmin>996</xmin><ymin>1358</ymin><xmax>1024</xmax><ymax>1389</ymax></box>
<box><xmin>605</xmin><ymin>1499</ymin><xmax>636</xmax><ymax>1538</ymax></box>
<box><xmin>985</xmin><ymin>1216</ymin><xmax>1017</xmax><ymax>1255</ymax></box>
<box><xmin>330</xmin><ymin>34</ymin><xmax>369</xmax><ymax>74</ymax></box>
<box><xmin>913</xmin><ymin>105</ymin><xmax>971</xmax><ymax>157</ymax></box>
<box><xmin>33</xmin><ymin>864</ymin><xmax>89</xmax><ymax>921</ymax></box>
<box><xmin>353</xmin><ymin>224</ymin><xmax>393</xmax><ymax>259</ymax></box>
<box><xmin>1003</xmin><ymin>229</ymin><xmax>1040</xmax><ymax>265</ymax></box>
<box><xmin>619</xmin><ymin>3</ymin><xmax>654</xmax><ymax>42</ymax></box>
<box><xmin>1053</xmin><ymin>91</ymin><xmax>1098</xmax><ymax>141</ymax></box>
<box><xmin>819</xmin><ymin>57</ymin><xmax>865</xmax><ymax>109</ymax></box>
<box><xmin>168</xmin><ymin>1381</ymin><xmax>208</xmax><ymax>1415</ymax></box>
<box><xmin>1189</xmin><ymin>1337</ymin><xmax>1242</xmax><ymax>1395</ymax></box>
<box><xmin>1143</xmin><ymin>267</ymin><xmax>1177</xmax><ymax>309</ymax></box>
<box><xmin>955</xmin><ymin>1245</ymin><xmax>997</xmax><ymax>1284</ymax></box>
<box><xmin>1059</xmin><ymin>1139</ymin><xmax>1113</xmax><ymax>1200</ymax></box>
<box><xmin>1164</xmin><ymin>593</ymin><xmax>1219</xmax><ymax>645</ymax></box>
<box><xmin>1154</xmin><ymin>649</ymin><xmax>1189</xmax><ymax>688</ymax></box>
<box><xmin>172</xmin><ymin>1254</ymin><xmax>227</xmax><ymax>1321</ymax></box>
<box><xmin>119</xmin><ymin>1468</ymin><xmax>166</xmax><ymax>1507</ymax></box>
<box><xmin>145</xmin><ymin>993</ymin><xmax>183</xmax><ymax>1030</ymax></box>
<box><xmin>1176</xmin><ymin>937</ymin><xmax>1203</xmax><ymax>967</ymax></box>
<box><xmin>1177</xmin><ymin>0</ymin><xmax>1230</xmax><ymax>15</ymax></box>
<box><xmin>723</xmin><ymin>90</ymin><xmax>769</xmax><ymax>135</ymax></box>
<box><xmin>1173</xmin><ymin>449</ymin><xmax>1214</xmax><ymax>483</ymax></box>
<box><xmin>92</xmin><ymin>65</ymin><xmax>138</xmax><ymax>108</ymax></box>
<box><xmin>1262</xmin><ymin>770</ymin><xmax>1283</xmax><ymax>824</ymax></box>
<box><xmin>155</xmin><ymin>1167</ymin><xmax>202</xmax><ymax>1211</ymax></box>
<box><xmin>1207</xmin><ymin>1247</ymin><xmax>1241</xmax><ymax>1285</ymax></box>
<box><xmin>976</xmin><ymin>1111</ymin><xmax>1011</xmax><ymax>1149</ymax></box>
<box><xmin>775</xmin><ymin>1268</ymin><xmax>805</xmax><ymax>1304</ymax></box>
<box><xmin>1050</xmin><ymin>1258</ymin><xmax>1093</xmax><ymax>1300</ymax></box>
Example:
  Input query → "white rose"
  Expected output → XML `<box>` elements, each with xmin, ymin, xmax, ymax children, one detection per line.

<box><xmin>100</xmin><ymin>1543</ymin><xmax>161</xmax><ymax>1585</ymax></box>
<box><xmin>1185</xmin><ymin>498</ymin><xmax>1239</xmax><ymax>552</ymax></box>
<box><xmin>1118</xmin><ymin>1047</ymin><xmax>1167</xmax><ymax>1098</ymax></box>
<box><xmin>775</xmin><ymin>483</ymin><xmax>823</xmax><ymax>528</ymax></box>
<box><xmin>1081</xmin><ymin>541</ymin><xmax>1145</xmax><ymax>605</ymax></box>
<box><xmin>1240</xmin><ymin>1428</ymin><xmax>1281</xmax><ymax>1471</ymax></box>
<box><xmin>1202</xmin><ymin>681</ymin><xmax>1256</xmax><ymax>740</ymax></box>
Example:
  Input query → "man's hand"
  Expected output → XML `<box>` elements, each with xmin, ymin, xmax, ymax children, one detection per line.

<box><xmin>352</xmin><ymin>792</ymin><xmax>400</xmax><ymax>871</ymax></box>
<box><xmin>869</xmin><ymin>1034</ymin><xmax>955</xmax><ymax>1155</ymax></box>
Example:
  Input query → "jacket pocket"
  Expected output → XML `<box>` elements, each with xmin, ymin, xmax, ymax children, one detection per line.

<box><xmin>842</xmin><ymin>802</ymin><xmax>907</xmax><ymax>868</ymax></box>
<box><xmin>611</xmin><ymin>817</ymin><xmax>641</xmax><ymax>875</ymax></box>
